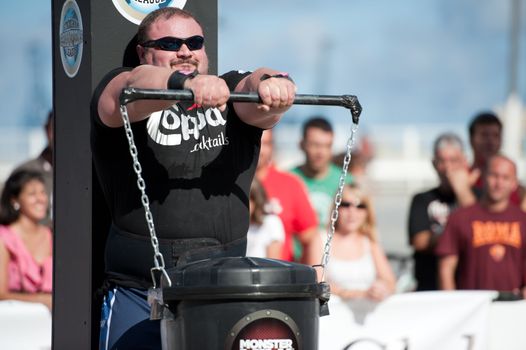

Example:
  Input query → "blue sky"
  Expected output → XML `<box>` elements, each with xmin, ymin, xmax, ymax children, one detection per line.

<box><xmin>1</xmin><ymin>2</ymin><xmax>52</xmax><ymax>127</ymax></box>
<box><xmin>219</xmin><ymin>0</ymin><xmax>526</xmax><ymax>127</ymax></box>
<box><xmin>1</xmin><ymin>0</ymin><xmax>524</xmax><ymax>129</ymax></box>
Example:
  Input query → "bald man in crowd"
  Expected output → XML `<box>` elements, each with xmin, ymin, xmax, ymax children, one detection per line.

<box><xmin>436</xmin><ymin>154</ymin><xmax>526</xmax><ymax>297</ymax></box>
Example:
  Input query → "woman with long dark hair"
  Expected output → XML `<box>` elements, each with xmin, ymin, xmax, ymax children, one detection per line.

<box><xmin>0</xmin><ymin>170</ymin><xmax>52</xmax><ymax>309</ymax></box>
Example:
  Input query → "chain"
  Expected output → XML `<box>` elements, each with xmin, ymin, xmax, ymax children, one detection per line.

<box><xmin>320</xmin><ymin>121</ymin><xmax>359</xmax><ymax>282</ymax></box>
<box><xmin>119</xmin><ymin>105</ymin><xmax>172</xmax><ymax>288</ymax></box>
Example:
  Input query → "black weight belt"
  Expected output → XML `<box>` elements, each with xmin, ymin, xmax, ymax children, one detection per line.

<box><xmin>104</xmin><ymin>224</ymin><xmax>247</xmax><ymax>289</ymax></box>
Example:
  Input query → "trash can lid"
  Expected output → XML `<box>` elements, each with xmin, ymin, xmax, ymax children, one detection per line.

<box><xmin>161</xmin><ymin>257</ymin><xmax>321</xmax><ymax>301</ymax></box>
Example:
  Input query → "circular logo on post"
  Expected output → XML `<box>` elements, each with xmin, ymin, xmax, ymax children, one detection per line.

<box><xmin>59</xmin><ymin>0</ymin><xmax>83</xmax><ymax>78</ymax></box>
<box><xmin>112</xmin><ymin>0</ymin><xmax>188</xmax><ymax>25</ymax></box>
<box><xmin>225</xmin><ymin>310</ymin><xmax>301</xmax><ymax>350</ymax></box>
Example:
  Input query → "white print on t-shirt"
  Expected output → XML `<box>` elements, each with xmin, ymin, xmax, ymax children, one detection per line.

<box><xmin>427</xmin><ymin>199</ymin><xmax>451</xmax><ymax>235</ymax></box>
<box><xmin>190</xmin><ymin>132</ymin><xmax>229</xmax><ymax>153</ymax></box>
<box><xmin>427</xmin><ymin>200</ymin><xmax>450</xmax><ymax>226</ymax></box>
<box><xmin>147</xmin><ymin>105</ymin><xmax>226</xmax><ymax>146</ymax></box>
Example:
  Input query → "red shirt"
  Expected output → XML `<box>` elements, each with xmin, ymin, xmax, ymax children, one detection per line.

<box><xmin>260</xmin><ymin>165</ymin><xmax>318</xmax><ymax>261</ymax></box>
<box><xmin>436</xmin><ymin>203</ymin><xmax>526</xmax><ymax>291</ymax></box>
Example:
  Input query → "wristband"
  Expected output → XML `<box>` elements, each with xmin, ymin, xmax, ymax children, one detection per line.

<box><xmin>259</xmin><ymin>72</ymin><xmax>294</xmax><ymax>83</ymax></box>
<box><xmin>167</xmin><ymin>70</ymin><xmax>198</xmax><ymax>90</ymax></box>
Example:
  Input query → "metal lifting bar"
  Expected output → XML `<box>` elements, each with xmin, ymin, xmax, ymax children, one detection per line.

<box><xmin>119</xmin><ymin>88</ymin><xmax>362</xmax><ymax>124</ymax></box>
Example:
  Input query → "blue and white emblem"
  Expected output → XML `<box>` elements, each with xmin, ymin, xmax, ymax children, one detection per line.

<box><xmin>59</xmin><ymin>0</ymin><xmax>83</xmax><ymax>78</ymax></box>
<box><xmin>112</xmin><ymin>0</ymin><xmax>188</xmax><ymax>25</ymax></box>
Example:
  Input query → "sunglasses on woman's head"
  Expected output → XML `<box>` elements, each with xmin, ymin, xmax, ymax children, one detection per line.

<box><xmin>340</xmin><ymin>201</ymin><xmax>367</xmax><ymax>209</ymax></box>
<box><xmin>140</xmin><ymin>35</ymin><xmax>204</xmax><ymax>51</ymax></box>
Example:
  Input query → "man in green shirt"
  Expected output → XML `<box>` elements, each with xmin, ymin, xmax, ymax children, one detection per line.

<box><xmin>292</xmin><ymin>117</ymin><xmax>352</xmax><ymax>231</ymax></box>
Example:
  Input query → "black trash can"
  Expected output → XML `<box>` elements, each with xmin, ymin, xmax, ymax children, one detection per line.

<box><xmin>159</xmin><ymin>257</ymin><xmax>328</xmax><ymax>350</ymax></box>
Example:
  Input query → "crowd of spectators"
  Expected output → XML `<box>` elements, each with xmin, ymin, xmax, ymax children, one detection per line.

<box><xmin>408</xmin><ymin>112</ymin><xmax>526</xmax><ymax>299</ymax></box>
<box><xmin>246</xmin><ymin>111</ymin><xmax>526</xmax><ymax>329</ymax></box>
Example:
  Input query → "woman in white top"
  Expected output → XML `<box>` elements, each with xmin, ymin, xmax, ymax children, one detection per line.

<box><xmin>326</xmin><ymin>185</ymin><xmax>396</xmax><ymax>333</ymax></box>
<box><xmin>319</xmin><ymin>184</ymin><xmax>396</xmax><ymax>348</ymax></box>
<box><xmin>325</xmin><ymin>184</ymin><xmax>395</xmax><ymax>323</ymax></box>
<box><xmin>246</xmin><ymin>179</ymin><xmax>285</xmax><ymax>259</ymax></box>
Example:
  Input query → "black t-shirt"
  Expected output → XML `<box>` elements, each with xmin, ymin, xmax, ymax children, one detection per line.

<box><xmin>407</xmin><ymin>187</ymin><xmax>457</xmax><ymax>290</ymax></box>
<box><xmin>91</xmin><ymin>69</ymin><xmax>261</xmax><ymax>245</ymax></box>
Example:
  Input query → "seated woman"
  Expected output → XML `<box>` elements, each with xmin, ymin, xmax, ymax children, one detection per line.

<box><xmin>0</xmin><ymin>170</ymin><xmax>52</xmax><ymax>310</ymax></box>
<box><xmin>325</xmin><ymin>183</ymin><xmax>395</xmax><ymax>324</ymax></box>
<box><xmin>246</xmin><ymin>179</ymin><xmax>285</xmax><ymax>259</ymax></box>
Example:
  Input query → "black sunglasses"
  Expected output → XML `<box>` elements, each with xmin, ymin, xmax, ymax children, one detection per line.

<box><xmin>140</xmin><ymin>35</ymin><xmax>204</xmax><ymax>51</ymax></box>
<box><xmin>340</xmin><ymin>201</ymin><xmax>367</xmax><ymax>209</ymax></box>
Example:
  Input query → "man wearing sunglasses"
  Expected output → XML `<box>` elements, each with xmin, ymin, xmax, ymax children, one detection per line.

<box><xmin>91</xmin><ymin>7</ymin><xmax>296</xmax><ymax>349</ymax></box>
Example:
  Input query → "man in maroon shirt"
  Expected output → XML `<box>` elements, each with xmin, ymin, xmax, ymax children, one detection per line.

<box><xmin>436</xmin><ymin>154</ymin><xmax>526</xmax><ymax>297</ymax></box>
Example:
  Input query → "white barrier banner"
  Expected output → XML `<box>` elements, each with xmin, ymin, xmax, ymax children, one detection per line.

<box><xmin>319</xmin><ymin>291</ymin><xmax>497</xmax><ymax>350</ymax></box>
<box><xmin>0</xmin><ymin>300</ymin><xmax>52</xmax><ymax>349</ymax></box>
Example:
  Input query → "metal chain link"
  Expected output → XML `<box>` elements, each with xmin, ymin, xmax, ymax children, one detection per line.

<box><xmin>320</xmin><ymin>121</ymin><xmax>359</xmax><ymax>282</ymax></box>
<box><xmin>119</xmin><ymin>105</ymin><xmax>172</xmax><ymax>288</ymax></box>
